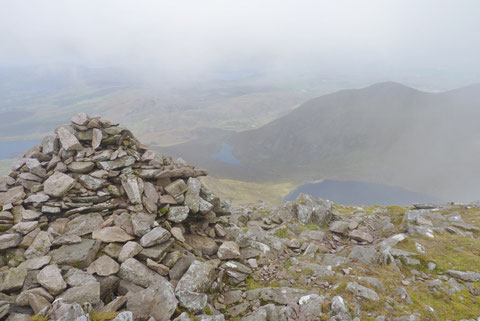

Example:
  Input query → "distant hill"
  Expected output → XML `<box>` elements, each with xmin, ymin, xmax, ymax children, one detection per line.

<box><xmin>162</xmin><ymin>82</ymin><xmax>480</xmax><ymax>202</ymax></box>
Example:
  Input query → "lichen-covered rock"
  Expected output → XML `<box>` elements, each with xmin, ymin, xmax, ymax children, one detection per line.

<box><xmin>43</xmin><ymin>172</ymin><xmax>75</xmax><ymax>197</ymax></box>
<box><xmin>118</xmin><ymin>258</ymin><xmax>167</xmax><ymax>288</ymax></box>
<box><xmin>87</xmin><ymin>255</ymin><xmax>120</xmax><ymax>276</ymax></box>
<box><xmin>0</xmin><ymin>267</ymin><xmax>28</xmax><ymax>292</ymax></box>
<box><xmin>176</xmin><ymin>260</ymin><xmax>216</xmax><ymax>294</ymax></box>
<box><xmin>37</xmin><ymin>265</ymin><xmax>67</xmax><ymax>295</ymax></box>
<box><xmin>92</xmin><ymin>226</ymin><xmax>135</xmax><ymax>243</ymax></box>
<box><xmin>58</xmin><ymin>281</ymin><xmax>101</xmax><ymax>305</ymax></box>
<box><xmin>127</xmin><ymin>282</ymin><xmax>178</xmax><ymax>321</ymax></box>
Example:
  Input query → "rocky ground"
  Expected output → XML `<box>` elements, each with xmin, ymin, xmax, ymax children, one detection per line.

<box><xmin>1</xmin><ymin>114</ymin><xmax>480</xmax><ymax>321</ymax></box>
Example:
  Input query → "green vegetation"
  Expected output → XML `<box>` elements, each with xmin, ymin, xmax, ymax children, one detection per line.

<box><xmin>89</xmin><ymin>311</ymin><xmax>118</xmax><ymax>321</ymax></box>
<box><xmin>29</xmin><ymin>315</ymin><xmax>48</xmax><ymax>321</ymax></box>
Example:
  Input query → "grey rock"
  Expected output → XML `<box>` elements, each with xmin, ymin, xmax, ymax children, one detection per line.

<box><xmin>92</xmin><ymin>226</ymin><xmax>135</xmax><ymax>243</ymax></box>
<box><xmin>64</xmin><ymin>268</ymin><xmax>97</xmax><ymax>287</ymax></box>
<box><xmin>5</xmin><ymin>313</ymin><xmax>31</xmax><ymax>321</ymax></box>
<box><xmin>42</xmin><ymin>135</ymin><xmax>59</xmax><ymax>155</ymax></box>
<box><xmin>118</xmin><ymin>241</ymin><xmax>143</xmax><ymax>263</ymax></box>
<box><xmin>15</xmin><ymin>287</ymin><xmax>53</xmax><ymax>306</ymax></box>
<box><xmin>358</xmin><ymin>276</ymin><xmax>385</xmax><ymax>290</ymax></box>
<box><xmin>295</xmin><ymin>194</ymin><xmax>332</xmax><ymax>226</ymax></box>
<box><xmin>87</xmin><ymin>255</ymin><xmax>120</xmax><ymax>276</ymax></box>
<box><xmin>346</xmin><ymin>282</ymin><xmax>379</xmax><ymax>301</ymax></box>
<box><xmin>131</xmin><ymin>212</ymin><xmax>155</xmax><ymax>236</ymax></box>
<box><xmin>217</xmin><ymin>241</ymin><xmax>240</xmax><ymax>260</ymax></box>
<box><xmin>349</xmin><ymin>229</ymin><xmax>374</xmax><ymax>243</ymax></box>
<box><xmin>167</xmin><ymin>206</ymin><xmax>190</xmax><ymax>223</ymax></box>
<box><xmin>18</xmin><ymin>256</ymin><xmax>51</xmax><ymax>270</ymax></box>
<box><xmin>47</xmin><ymin>300</ymin><xmax>85</xmax><ymax>321</ymax></box>
<box><xmin>185</xmin><ymin>235</ymin><xmax>218</xmax><ymax>256</ymax></box>
<box><xmin>127</xmin><ymin>282</ymin><xmax>178</xmax><ymax>321</ymax></box>
<box><xmin>50</xmin><ymin>239</ymin><xmax>100</xmax><ymax>268</ymax></box>
<box><xmin>121</xmin><ymin>175</ymin><xmax>142</xmax><ymax>204</ymax></box>
<box><xmin>164</xmin><ymin>179</ymin><xmax>188</xmax><ymax>197</ymax></box>
<box><xmin>78</xmin><ymin>175</ymin><xmax>106</xmax><ymax>190</ymax></box>
<box><xmin>194</xmin><ymin>315</ymin><xmax>225</xmax><ymax>321</ymax></box>
<box><xmin>14</xmin><ymin>221</ymin><xmax>39</xmax><ymax>234</ymax></box>
<box><xmin>393</xmin><ymin>316</ymin><xmax>417</xmax><ymax>321</ymax></box>
<box><xmin>169</xmin><ymin>255</ymin><xmax>195</xmax><ymax>280</ymax></box>
<box><xmin>329</xmin><ymin>221</ymin><xmax>350</xmax><ymax>234</ymax></box>
<box><xmin>299</xmin><ymin>294</ymin><xmax>324</xmax><ymax>320</ymax></box>
<box><xmin>143</xmin><ymin>182</ymin><xmax>159</xmax><ymax>204</ymax></box>
<box><xmin>348</xmin><ymin>246</ymin><xmax>378</xmax><ymax>264</ymax></box>
<box><xmin>177</xmin><ymin>290</ymin><xmax>207</xmax><ymax>313</ymax></box>
<box><xmin>92</xmin><ymin>128</ymin><xmax>102</xmax><ymax>150</ymax></box>
<box><xmin>42</xmin><ymin>205</ymin><xmax>61</xmax><ymax>214</ymax></box>
<box><xmin>240</xmin><ymin>308</ymin><xmax>267</xmax><ymax>321</ymax></box>
<box><xmin>24</xmin><ymin>231</ymin><xmax>52</xmax><ymax>259</ymax></box>
<box><xmin>37</xmin><ymin>264</ymin><xmax>67</xmax><ymax>295</ymax></box>
<box><xmin>57</xmin><ymin>126</ymin><xmax>83</xmax><ymax>151</ymax></box>
<box><xmin>176</xmin><ymin>260</ymin><xmax>216</xmax><ymax>293</ymax></box>
<box><xmin>22</xmin><ymin>209</ymin><xmax>42</xmax><ymax>220</ymax></box>
<box><xmin>184</xmin><ymin>177</ymin><xmax>202</xmax><ymax>213</ymax></box>
<box><xmin>0</xmin><ymin>267</ymin><xmax>28</xmax><ymax>292</ymax></box>
<box><xmin>0</xmin><ymin>233</ymin><xmax>22</xmax><ymax>250</ymax></box>
<box><xmin>0</xmin><ymin>186</ymin><xmax>25</xmax><ymax>206</ymax></box>
<box><xmin>0</xmin><ymin>304</ymin><xmax>9</xmax><ymax>320</ymax></box>
<box><xmin>24</xmin><ymin>193</ymin><xmax>50</xmax><ymax>204</ymax></box>
<box><xmin>138</xmin><ymin>239</ymin><xmax>173</xmax><ymax>261</ymax></box>
<box><xmin>72</xmin><ymin>113</ymin><xmax>89</xmax><ymax>126</ymax></box>
<box><xmin>322</xmin><ymin>254</ymin><xmax>350</xmax><ymax>267</ymax></box>
<box><xmin>58</xmin><ymin>281</ymin><xmax>101</xmax><ymax>305</ymax></box>
<box><xmin>66</xmin><ymin>213</ymin><xmax>104</xmax><ymax>236</ymax></box>
<box><xmin>140</xmin><ymin>226</ymin><xmax>171</xmax><ymax>247</ymax></box>
<box><xmin>97</xmin><ymin>156</ymin><xmax>136</xmax><ymax>170</ymax></box>
<box><xmin>331</xmin><ymin>295</ymin><xmax>349</xmax><ymax>314</ymax></box>
<box><xmin>245</xmin><ymin>287</ymin><xmax>310</xmax><ymax>305</ymax></box>
<box><xmin>173</xmin><ymin>312</ymin><xmax>192</xmax><ymax>321</ymax></box>
<box><xmin>68</xmin><ymin>162</ymin><xmax>95</xmax><ymax>173</ymax></box>
<box><xmin>52</xmin><ymin>234</ymin><xmax>82</xmax><ymax>246</ymax></box>
<box><xmin>447</xmin><ymin>270</ymin><xmax>480</xmax><ymax>282</ymax></box>
<box><xmin>43</xmin><ymin>172</ymin><xmax>75</xmax><ymax>197</ymax></box>
<box><xmin>118</xmin><ymin>258</ymin><xmax>167</xmax><ymax>288</ymax></box>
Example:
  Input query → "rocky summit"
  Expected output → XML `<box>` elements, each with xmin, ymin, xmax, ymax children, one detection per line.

<box><xmin>2</xmin><ymin>114</ymin><xmax>480</xmax><ymax>321</ymax></box>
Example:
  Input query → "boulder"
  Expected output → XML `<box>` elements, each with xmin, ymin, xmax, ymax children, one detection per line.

<box><xmin>43</xmin><ymin>172</ymin><xmax>75</xmax><ymax>197</ymax></box>
<box><xmin>0</xmin><ymin>267</ymin><xmax>28</xmax><ymax>292</ymax></box>
<box><xmin>37</xmin><ymin>265</ymin><xmax>67</xmax><ymax>295</ymax></box>
<box><xmin>176</xmin><ymin>260</ymin><xmax>216</xmax><ymax>293</ymax></box>
<box><xmin>58</xmin><ymin>281</ymin><xmax>101</xmax><ymax>304</ymax></box>
<box><xmin>140</xmin><ymin>226</ymin><xmax>171</xmax><ymax>247</ymax></box>
<box><xmin>118</xmin><ymin>258</ymin><xmax>168</xmax><ymax>288</ymax></box>
<box><xmin>127</xmin><ymin>283</ymin><xmax>178</xmax><ymax>321</ymax></box>
<box><xmin>87</xmin><ymin>255</ymin><xmax>120</xmax><ymax>276</ymax></box>
<box><xmin>92</xmin><ymin>226</ymin><xmax>135</xmax><ymax>243</ymax></box>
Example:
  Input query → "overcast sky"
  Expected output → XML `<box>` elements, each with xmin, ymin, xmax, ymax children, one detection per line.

<box><xmin>1</xmin><ymin>0</ymin><xmax>479</xmax><ymax>82</ymax></box>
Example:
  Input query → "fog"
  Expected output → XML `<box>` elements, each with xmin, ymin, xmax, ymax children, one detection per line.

<box><xmin>1</xmin><ymin>0</ymin><xmax>480</xmax><ymax>85</ymax></box>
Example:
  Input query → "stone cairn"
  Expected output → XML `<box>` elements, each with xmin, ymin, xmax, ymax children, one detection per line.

<box><xmin>0</xmin><ymin>113</ymin><xmax>235</xmax><ymax>321</ymax></box>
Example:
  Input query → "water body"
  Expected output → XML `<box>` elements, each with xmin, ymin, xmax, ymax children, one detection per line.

<box><xmin>285</xmin><ymin>179</ymin><xmax>442</xmax><ymax>206</ymax></box>
<box><xmin>0</xmin><ymin>140</ymin><xmax>40</xmax><ymax>160</ymax></box>
<box><xmin>211</xmin><ymin>142</ymin><xmax>242</xmax><ymax>166</ymax></box>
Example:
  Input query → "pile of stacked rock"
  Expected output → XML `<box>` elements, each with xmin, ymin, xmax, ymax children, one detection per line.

<box><xmin>0</xmin><ymin>113</ymin><xmax>233</xmax><ymax>321</ymax></box>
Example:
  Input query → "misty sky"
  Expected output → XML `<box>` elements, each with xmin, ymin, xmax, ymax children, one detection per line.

<box><xmin>1</xmin><ymin>0</ymin><xmax>480</xmax><ymax>82</ymax></box>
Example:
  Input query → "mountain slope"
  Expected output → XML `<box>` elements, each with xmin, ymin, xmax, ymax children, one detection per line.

<box><xmin>226</xmin><ymin>82</ymin><xmax>480</xmax><ymax>201</ymax></box>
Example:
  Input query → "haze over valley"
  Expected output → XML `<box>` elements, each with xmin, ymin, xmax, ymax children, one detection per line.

<box><xmin>1</xmin><ymin>0</ymin><xmax>480</xmax><ymax>206</ymax></box>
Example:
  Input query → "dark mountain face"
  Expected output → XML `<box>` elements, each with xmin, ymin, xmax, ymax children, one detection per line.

<box><xmin>285</xmin><ymin>179</ymin><xmax>443</xmax><ymax>206</ymax></box>
<box><xmin>226</xmin><ymin>82</ymin><xmax>480</xmax><ymax>202</ymax></box>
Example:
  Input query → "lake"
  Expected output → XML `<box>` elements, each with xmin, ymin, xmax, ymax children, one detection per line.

<box><xmin>285</xmin><ymin>179</ymin><xmax>443</xmax><ymax>206</ymax></box>
<box><xmin>211</xmin><ymin>142</ymin><xmax>242</xmax><ymax>166</ymax></box>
